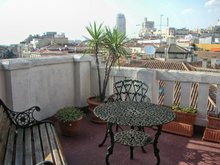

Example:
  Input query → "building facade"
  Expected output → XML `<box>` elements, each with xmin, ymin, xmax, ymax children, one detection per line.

<box><xmin>116</xmin><ymin>13</ymin><xmax>126</xmax><ymax>34</ymax></box>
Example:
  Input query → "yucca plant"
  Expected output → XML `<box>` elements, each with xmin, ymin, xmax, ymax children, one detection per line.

<box><xmin>86</xmin><ymin>22</ymin><xmax>105</xmax><ymax>101</ymax></box>
<box><xmin>86</xmin><ymin>22</ymin><xmax>127</xmax><ymax>102</ymax></box>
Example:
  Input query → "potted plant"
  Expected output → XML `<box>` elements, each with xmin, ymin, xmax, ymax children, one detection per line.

<box><xmin>202</xmin><ymin>109</ymin><xmax>220</xmax><ymax>143</ymax></box>
<box><xmin>86</xmin><ymin>22</ymin><xmax>127</xmax><ymax>123</ymax></box>
<box><xmin>55</xmin><ymin>106</ymin><xmax>84</xmax><ymax>136</ymax></box>
<box><xmin>162</xmin><ymin>103</ymin><xmax>198</xmax><ymax>137</ymax></box>
<box><xmin>206</xmin><ymin>111</ymin><xmax>220</xmax><ymax>129</ymax></box>
<box><xmin>172</xmin><ymin>103</ymin><xmax>197</xmax><ymax>125</ymax></box>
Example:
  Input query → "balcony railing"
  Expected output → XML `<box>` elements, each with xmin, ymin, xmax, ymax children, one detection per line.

<box><xmin>1</xmin><ymin>55</ymin><xmax>220</xmax><ymax>126</ymax></box>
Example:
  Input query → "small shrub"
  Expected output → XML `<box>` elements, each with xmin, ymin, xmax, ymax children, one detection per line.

<box><xmin>56</xmin><ymin>107</ymin><xmax>84</xmax><ymax>122</ymax></box>
<box><xmin>172</xmin><ymin>103</ymin><xmax>197</xmax><ymax>114</ymax></box>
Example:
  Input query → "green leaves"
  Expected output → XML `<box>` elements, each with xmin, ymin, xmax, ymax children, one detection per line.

<box><xmin>172</xmin><ymin>103</ymin><xmax>197</xmax><ymax>114</ymax></box>
<box><xmin>86</xmin><ymin>22</ymin><xmax>104</xmax><ymax>53</ymax></box>
<box><xmin>103</xmin><ymin>27</ymin><xmax>127</xmax><ymax>61</ymax></box>
<box><xmin>85</xmin><ymin>22</ymin><xmax>128</xmax><ymax>102</ymax></box>
<box><xmin>56</xmin><ymin>107</ymin><xmax>84</xmax><ymax>122</ymax></box>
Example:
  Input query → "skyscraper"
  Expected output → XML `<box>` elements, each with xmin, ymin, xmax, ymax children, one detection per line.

<box><xmin>116</xmin><ymin>13</ymin><xmax>126</xmax><ymax>34</ymax></box>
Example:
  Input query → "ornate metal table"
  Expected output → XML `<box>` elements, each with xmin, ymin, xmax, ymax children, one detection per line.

<box><xmin>94</xmin><ymin>101</ymin><xmax>175</xmax><ymax>165</ymax></box>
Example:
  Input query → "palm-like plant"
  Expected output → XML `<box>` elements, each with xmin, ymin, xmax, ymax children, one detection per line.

<box><xmin>86</xmin><ymin>22</ymin><xmax>105</xmax><ymax>101</ymax></box>
<box><xmin>101</xmin><ymin>27</ymin><xmax>127</xmax><ymax>101</ymax></box>
<box><xmin>86</xmin><ymin>22</ymin><xmax>127</xmax><ymax>102</ymax></box>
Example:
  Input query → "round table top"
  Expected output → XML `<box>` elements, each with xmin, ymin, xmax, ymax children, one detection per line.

<box><xmin>94</xmin><ymin>101</ymin><xmax>175</xmax><ymax>127</ymax></box>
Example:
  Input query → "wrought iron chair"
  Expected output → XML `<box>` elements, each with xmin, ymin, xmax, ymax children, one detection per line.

<box><xmin>99</xmin><ymin>79</ymin><xmax>151</xmax><ymax>151</ymax></box>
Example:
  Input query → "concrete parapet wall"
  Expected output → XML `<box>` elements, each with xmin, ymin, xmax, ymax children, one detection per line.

<box><xmin>0</xmin><ymin>54</ymin><xmax>91</xmax><ymax>120</ymax></box>
<box><xmin>91</xmin><ymin>66</ymin><xmax>220</xmax><ymax>126</ymax></box>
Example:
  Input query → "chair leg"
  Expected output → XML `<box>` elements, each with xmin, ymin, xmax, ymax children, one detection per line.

<box><xmin>99</xmin><ymin>125</ymin><xmax>108</xmax><ymax>147</ymax></box>
<box><xmin>138</xmin><ymin>126</ymin><xmax>146</xmax><ymax>153</ymax></box>
<box><xmin>130</xmin><ymin>146</ymin><xmax>134</xmax><ymax>160</ymax></box>
<box><xmin>141</xmin><ymin>146</ymin><xmax>146</xmax><ymax>153</ymax></box>
<box><xmin>116</xmin><ymin>124</ymin><xmax>119</xmax><ymax>131</ymax></box>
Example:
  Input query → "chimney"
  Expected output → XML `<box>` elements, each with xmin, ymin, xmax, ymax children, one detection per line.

<box><xmin>202</xmin><ymin>57</ymin><xmax>208</xmax><ymax>68</ymax></box>
<box><xmin>164</xmin><ymin>45</ymin><xmax>170</xmax><ymax>61</ymax></box>
<box><xmin>187</xmin><ymin>55</ymin><xmax>192</xmax><ymax>62</ymax></box>
<box><xmin>211</xmin><ymin>56</ymin><xmax>216</xmax><ymax>68</ymax></box>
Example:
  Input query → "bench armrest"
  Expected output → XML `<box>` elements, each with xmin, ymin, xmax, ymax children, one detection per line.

<box><xmin>6</xmin><ymin>105</ymin><xmax>42</xmax><ymax>128</ymax></box>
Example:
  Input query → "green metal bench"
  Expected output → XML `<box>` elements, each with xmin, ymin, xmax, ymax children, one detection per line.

<box><xmin>0</xmin><ymin>99</ymin><xmax>67</xmax><ymax>165</ymax></box>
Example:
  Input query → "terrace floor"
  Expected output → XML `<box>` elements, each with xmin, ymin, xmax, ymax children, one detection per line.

<box><xmin>52</xmin><ymin>112</ymin><xmax>220</xmax><ymax>165</ymax></box>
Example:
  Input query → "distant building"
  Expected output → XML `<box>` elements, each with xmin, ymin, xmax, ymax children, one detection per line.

<box><xmin>165</xmin><ymin>27</ymin><xmax>175</xmax><ymax>36</ymax></box>
<box><xmin>199</xmin><ymin>36</ymin><xmax>213</xmax><ymax>44</ymax></box>
<box><xmin>155</xmin><ymin>43</ymin><xmax>191</xmax><ymax>61</ymax></box>
<box><xmin>139</xmin><ymin>17</ymin><xmax>156</xmax><ymax>38</ymax></box>
<box><xmin>36</xmin><ymin>33</ymin><xmax>68</xmax><ymax>48</ymax></box>
<box><xmin>175</xmin><ymin>28</ymin><xmax>189</xmax><ymax>36</ymax></box>
<box><xmin>213</xmin><ymin>20</ymin><xmax>220</xmax><ymax>42</ymax></box>
<box><xmin>116</xmin><ymin>13</ymin><xmax>126</xmax><ymax>34</ymax></box>
<box><xmin>44</xmin><ymin>32</ymin><xmax>57</xmax><ymax>37</ymax></box>
<box><xmin>142</xmin><ymin>17</ymin><xmax>155</xmax><ymax>31</ymax></box>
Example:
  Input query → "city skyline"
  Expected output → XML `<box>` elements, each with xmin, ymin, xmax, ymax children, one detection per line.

<box><xmin>0</xmin><ymin>0</ymin><xmax>220</xmax><ymax>45</ymax></box>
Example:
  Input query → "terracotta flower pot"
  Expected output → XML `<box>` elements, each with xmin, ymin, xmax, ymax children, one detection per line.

<box><xmin>174</xmin><ymin>111</ymin><xmax>196</xmax><ymax>125</ymax></box>
<box><xmin>162</xmin><ymin>111</ymin><xmax>197</xmax><ymax>137</ymax></box>
<box><xmin>59</xmin><ymin>117</ymin><xmax>83</xmax><ymax>136</ymax></box>
<box><xmin>207</xmin><ymin>115</ymin><xmax>220</xmax><ymax>130</ymax></box>
<box><xmin>202</xmin><ymin>115</ymin><xmax>220</xmax><ymax>143</ymax></box>
<box><xmin>87</xmin><ymin>96</ymin><xmax>106</xmax><ymax>124</ymax></box>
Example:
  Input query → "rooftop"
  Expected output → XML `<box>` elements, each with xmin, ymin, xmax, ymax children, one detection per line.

<box><xmin>123</xmin><ymin>60</ymin><xmax>187</xmax><ymax>70</ymax></box>
<box><xmin>155</xmin><ymin>44</ymin><xmax>189</xmax><ymax>54</ymax></box>
<box><xmin>53</xmin><ymin>114</ymin><xmax>220</xmax><ymax>165</ymax></box>
<box><xmin>1</xmin><ymin>55</ymin><xmax>220</xmax><ymax>164</ymax></box>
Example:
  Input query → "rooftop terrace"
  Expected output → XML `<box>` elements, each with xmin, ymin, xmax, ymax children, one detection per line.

<box><xmin>54</xmin><ymin>114</ymin><xmax>220</xmax><ymax>165</ymax></box>
<box><xmin>1</xmin><ymin>55</ymin><xmax>220</xmax><ymax>164</ymax></box>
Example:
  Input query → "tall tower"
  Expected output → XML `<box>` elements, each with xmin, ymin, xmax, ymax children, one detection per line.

<box><xmin>116</xmin><ymin>13</ymin><xmax>126</xmax><ymax>34</ymax></box>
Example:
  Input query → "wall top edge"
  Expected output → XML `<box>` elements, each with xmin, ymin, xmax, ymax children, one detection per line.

<box><xmin>0</xmin><ymin>54</ymin><xmax>92</xmax><ymax>70</ymax></box>
<box><xmin>156</xmin><ymin>69</ymin><xmax>220</xmax><ymax>84</ymax></box>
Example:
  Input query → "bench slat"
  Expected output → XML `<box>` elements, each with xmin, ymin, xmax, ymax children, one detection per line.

<box><xmin>0</xmin><ymin>100</ymin><xmax>66</xmax><ymax>165</ymax></box>
<box><xmin>4</xmin><ymin>125</ymin><xmax>16</xmax><ymax>165</ymax></box>
<box><xmin>0</xmin><ymin>110</ymin><xmax>10</xmax><ymax>164</ymax></box>
<box><xmin>33</xmin><ymin>125</ymin><xmax>44</xmax><ymax>163</ymax></box>
<box><xmin>40</xmin><ymin>124</ymin><xmax>53</xmax><ymax>163</ymax></box>
<box><xmin>15</xmin><ymin>128</ymin><xmax>24</xmax><ymax>165</ymax></box>
<box><xmin>46</xmin><ymin>123</ymin><xmax>63</xmax><ymax>165</ymax></box>
<box><xmin>25</xmin><ymin>127</ymin><xmax>33</xmax><ymax>165</ymax></box>
<box><xmin>51</xmin><ymin>124</ymin><xmax>67</xmax><ymax>165</ymax></box>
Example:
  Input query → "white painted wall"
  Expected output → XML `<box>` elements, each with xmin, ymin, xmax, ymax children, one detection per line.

<box><xmin>91</xmin><ymin>67</ymin><xmax>220</xmax><ymax>126</ymax></box>
<box><xmin>0</xmin><ymin>54</ymin><xmax>91</xmax><ymax>120</ymax></box>
<box><xmin>0</xmin><ymin>68</ymin><xmax>6</xmax><ymax>101</ymax></box>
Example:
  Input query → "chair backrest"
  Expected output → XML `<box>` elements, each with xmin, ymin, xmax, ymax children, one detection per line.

<box><xmin>111</xmin><ymin>79</ymin><xmax>151</xmax><ymax>102</ymax></box>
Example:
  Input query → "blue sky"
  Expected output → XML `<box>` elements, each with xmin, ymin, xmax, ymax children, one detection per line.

<box><xmin>0</xmin><ymin>0</ymin><xmax>220</xmax><ymax>45</ymax></box>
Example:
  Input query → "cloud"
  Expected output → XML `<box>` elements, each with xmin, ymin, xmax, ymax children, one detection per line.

<box><xmin>205</xmin><ymin>0</ymin><xmax>220</xmax><ymax>7</ymax></box>
<box><xmin>204</xmin><ymin>0</ymin><xmax>220</xmax><ymax>13</ymax></box>
<box><xmin>181</xmin><ymin>8</ymin><xmax>193</xmax><ymax>14</ymax></box>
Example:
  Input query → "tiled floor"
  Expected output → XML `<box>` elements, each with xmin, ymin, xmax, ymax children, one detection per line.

<box><xmin>54</xmin><ymin>115</ymin><xmax>220</xmax><ymax>165</ymax></box>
